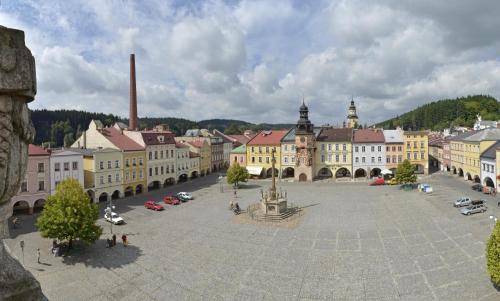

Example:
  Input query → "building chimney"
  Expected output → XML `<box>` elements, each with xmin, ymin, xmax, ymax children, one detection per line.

<box><xmin>129</xmin><ymin>53</ymin><xmax>138</xmax><ymax>131</ymax></box>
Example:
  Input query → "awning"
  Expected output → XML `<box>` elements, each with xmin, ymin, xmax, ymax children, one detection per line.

<box><xmin>246</xmin><ymin>166</ymin><xmax>264</xmax><ymax>176</ymax></box>
<box><xmin>381</xmin><ymin>169</ymin><xmax>393</xmax><ymax>175</ymax></box>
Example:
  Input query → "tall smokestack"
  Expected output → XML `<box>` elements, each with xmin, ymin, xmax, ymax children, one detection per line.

<box><xmin>129</xmin><ymin>53</ymin><xmax>138</xmax><ymax>130</ymax></box>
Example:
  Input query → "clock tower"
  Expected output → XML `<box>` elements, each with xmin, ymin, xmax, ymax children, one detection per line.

<box><xmin>346</xmin><ymin>98</ymin><xmax>359</xmax><ymax>128</ymax></box>
<box><xmin>294</xmin><ymin>100</ymin><xmax>315</xmax><ymax>182</ymax></box>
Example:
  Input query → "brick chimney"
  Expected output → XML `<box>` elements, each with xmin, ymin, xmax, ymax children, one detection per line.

<box><xmin>129</xmin><ymin>53</ymin><xmax>138</xmax><ymax>130</ymax></box>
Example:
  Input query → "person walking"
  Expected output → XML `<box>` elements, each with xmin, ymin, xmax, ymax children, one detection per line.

<box><xmin>121</xmin><ymin>234</ymin><xmax>127</xmax><ymax>247</ymax></box>
<box><xmin>36</xmin><ymin>248</ymin><xmax>40</xmax><ymax>264</ymax></box>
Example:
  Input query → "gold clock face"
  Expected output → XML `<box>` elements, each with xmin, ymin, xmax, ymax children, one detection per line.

<box><xmin>300</xmin><ymin>137</ymin><xmax>305</xmax><ymax>143</ymax></box>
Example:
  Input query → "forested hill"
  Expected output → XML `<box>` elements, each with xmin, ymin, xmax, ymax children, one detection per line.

<box><xmin>374</xmin><ymin>95</ymin><xmax>500</xmax><ymax>130</ymax></box>
<box><xmin>30</xmin><ymin>110</ymin><xmax>293</xmax><ymax>147</ymax></box>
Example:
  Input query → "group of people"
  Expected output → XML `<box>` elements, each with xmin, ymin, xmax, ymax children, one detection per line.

<box><xmin>229</xmin><ymin>200</ymin><xmax>241</xmax><ymax>215</ymax></box>
<box><xmin>106</xmin><ymin>234</ymin><xmax>128</xmax><ymax>248</ymax></box>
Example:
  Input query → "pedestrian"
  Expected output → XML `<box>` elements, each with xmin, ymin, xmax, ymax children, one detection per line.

<box><xmin>112</xmin><ymin>234</ymin><xmax>116</xmax><ymax>246</ymax></box>
<box><xmin>36</xmin><ymin>248</ymin><xmax>40</xmax><ymax>264</ymax></box>
<box><xmin>121</xmin><ymin>234</ymin><xmax>127</xmax><ymax>247</ymax></box>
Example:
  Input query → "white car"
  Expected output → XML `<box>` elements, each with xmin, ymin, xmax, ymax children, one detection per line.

<box><xmin>104</xmin><ymin>212</ymin><xmax>124</xmax><ymax>225</ymax></box>
<box><xmin>177</xmin><ymin>192</ymin><xmax>193</xmax><ymax>200</ymax></box>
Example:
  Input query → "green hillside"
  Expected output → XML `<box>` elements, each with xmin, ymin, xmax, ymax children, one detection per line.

<box><xmin>375</xmin><ymin>95</ymin><xmax>500</xmax><ymax>130</ymax></box>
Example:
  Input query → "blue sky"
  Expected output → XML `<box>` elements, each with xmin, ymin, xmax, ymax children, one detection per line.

<box><xmin>1</xmin><ymin>0</ymin><xmax>500</xmax><ymax>125</ymax></box>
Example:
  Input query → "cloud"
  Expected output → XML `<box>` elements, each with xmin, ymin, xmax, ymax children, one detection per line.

<box><xmin>1</xmin><ymin>0</ymin><xmax>499</xmax><ymax>126</ymax></box>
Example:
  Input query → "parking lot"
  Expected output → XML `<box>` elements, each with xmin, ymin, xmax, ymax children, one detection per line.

<box><xmin>4</xmin><ymin>173</ymin><xmax>500</xmax><ymax>300</ymax></box>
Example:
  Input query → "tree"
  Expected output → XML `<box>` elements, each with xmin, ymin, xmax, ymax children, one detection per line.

<box><xmin>36</xmin><ymin>178</ymin><xmax>102</xmax><ymax>250</ymax></box>
<box><xmin>226</xmin><ymin>163</ymin><xmax>249</xmax><ymax>187</ymax></box>
<box><xmin>487</xmin><ymin>220</ymin><xmax>500</xmax><ymax>286</ymax></box>
<box><xmin>224</xmin><ymin>123</ymin><xmax>242</xmax><ymax>135</ymax></box>
<box><xmin>394</xmin><ymin>159</ymin><xmax>417</xmax><ymax>184</ymax></box>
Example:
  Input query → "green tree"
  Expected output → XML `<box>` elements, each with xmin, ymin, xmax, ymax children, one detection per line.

<box><xmin>224</xmin><ymin>123</ymin><xmax>242</xmax><ymax>135</ymax></box>
<box><xmin>487</xmin><ymin>220</ymin><xmax>500</xmax><ymax>286</ymax></box>
<box><xmin>226</xmin><ymin>163</ymin><xmax>249</xmax><ymax>187</ymax></box>
<box><xmin>394</xmin><ymin>159</ymin><xmax>417</xmax><ymax>184</ymax></box>
<box><xmin>63</xmin><ymin>132</ymin><xmax>75</xmax><ymax>147</ymax></box>
<box><xmin>36</xmin><ymin>178</ymin><xmax>102</xmax><ymax>250</ymax></box>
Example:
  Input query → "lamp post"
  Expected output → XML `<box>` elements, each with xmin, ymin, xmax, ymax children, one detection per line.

<box><xmin>489</xmin><ymin>215</ymin><xmax>498</xmax><ymax>231</ymax></box>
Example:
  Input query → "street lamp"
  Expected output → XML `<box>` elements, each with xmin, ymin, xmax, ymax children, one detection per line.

<box><xmin>489</xmin><ymin>215</ymin><xmax>498</xmax><ymax>230</ymax></box>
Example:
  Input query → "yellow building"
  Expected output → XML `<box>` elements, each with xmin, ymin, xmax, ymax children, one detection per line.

<box><xmin>72</xmin><ymin>148</ymin><xmax>123</xmax><ymax>203</ymax></box>
<box><xmin>179</xmin><ymin>139</ymin><xmax>212</xmax><ymax>176</ymax></box>
<box><xmin>403</xmin><ymin>131</ymin><xmax>429</xmax><ymax>174</ymax></box>
<box><xmin>315</xmin><ymin>128</ymin><xmax>353</xmax><ymax>179</ymax></box>
<box><xmin>246</xmin><ymin>130</ymin><xmax>289</xmax><ymax>178</ymax></box>
<box><xmin>462</xmin><ymin>129</ymin><xmax>500</xmax><ymax>182</ymax></box>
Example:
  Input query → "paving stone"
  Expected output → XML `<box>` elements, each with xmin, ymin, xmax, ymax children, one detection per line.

<box><xmin>395</xmin><ymin>274</ymin><xmax>431</xmax><ymax>297</ymax></box>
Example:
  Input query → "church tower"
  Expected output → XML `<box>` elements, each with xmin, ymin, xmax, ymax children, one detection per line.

<box><xmin>294</xmin><ymin>100</ymin><xmax>315</xmax><ymax>182</ymax></box>
<box><xmin>346</xmin><ymin>98</ymin><xmax>358</xmax><ymax>128</ymax></box>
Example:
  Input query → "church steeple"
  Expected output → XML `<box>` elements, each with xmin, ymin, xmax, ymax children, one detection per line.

<box><xmin>296</xmin><ymin>99</ymin><xmax>313</xmax><ymax>134</ymax></box>
<box><xmin>346</xmin><ymin>97</ymin><xmax>359</xmax><ymax>128</ymax></box>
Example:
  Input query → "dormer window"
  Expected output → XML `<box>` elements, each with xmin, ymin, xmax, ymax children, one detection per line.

<box><xmin>158</xmin><ymin>136</ymin><xmax>164</xmax><ymax>143</ymax></box>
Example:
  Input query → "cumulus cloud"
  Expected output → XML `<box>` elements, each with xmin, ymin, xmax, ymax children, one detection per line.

<box><xmin>1</xmin><ymin>0</ymin><xmax>499</xmax><ymax>125</ymax></box>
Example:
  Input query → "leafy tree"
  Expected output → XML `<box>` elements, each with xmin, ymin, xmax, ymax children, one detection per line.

<box><xmin>64</xmin><ymin>132</ymin><xmax>75</xmax><ymax>147</ymax></box>
<box><xmin>226</xmin><ymin>163</ymin><xmax>249</xmax><ymax>187</ymax></box>
<box><xmin>394</xmin><ymin>160</ymin><xmax>417</xmax><ymax>184</ymax></box>
<box><xmin>36</xmin><ymin>178</ymin><xmax>102</xmax><ymax>249</ymax></box>
<box><xmin>487</xmin><ymin>220</ymin><xmax>500</xmax><ymax>286</ymax></box>
<box><xmin>224</xmin><ymin>123</ymin><xmax>242</xmax><ymax>135</ymax></box>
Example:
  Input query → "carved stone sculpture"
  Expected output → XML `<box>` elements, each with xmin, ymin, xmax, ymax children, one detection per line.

<box><xmin>0</xmin><ymin>25</ymin><xmax>43</xmax><ymax>301</ymax></box>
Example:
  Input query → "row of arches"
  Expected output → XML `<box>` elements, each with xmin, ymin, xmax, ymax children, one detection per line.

<box><xmin>12</xmin><ymin>199</ymin><xmax>45</xmax><ymax>215</ymax></box>
<box><xmin>448</xmin><ymin>165</ymin><xmax>495</xmax><ymax>187</ymax></box>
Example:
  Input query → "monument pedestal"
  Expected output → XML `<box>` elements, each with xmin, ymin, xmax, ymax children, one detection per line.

<box><xmin>261</xmin><ymin>198</ymin><xmax>288</xmax><ymax>216</ymax></box>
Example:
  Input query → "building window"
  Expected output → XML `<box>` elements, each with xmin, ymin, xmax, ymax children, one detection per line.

<box><xmin>378</xmin><ymin>157</ymin><xmax>381</xmax><ymax>163</ymax></box>
<box><xmin>107</xmin><ymin>161</ymin><xmax>111</xmax><ymax>169</ymax></box>
<box><xmin>321</xmin><ymin>155</ymin><xmax>325</xmax><ymax>162</ymax></box>
<box><xmin>21</xmin><ymin>181</ymin><xmax>27</xmax><ymax>192</ymax></box>
<box><xmin>72</xmin><ymin>162</ymin><xmax>78</xmax><ymax>170</ymax></box>
<box><xmin>387</xmin><ymin>157</ymin><xmax>391</xmax><ymax>163</ymax></box>
<box><xmin>154</xmin><ymin>151</ymin><xmax>158</xmax><ymax>160</ymax></box>
<box><xmin>55</xmin><ymin>163</ymin><xmax>60</xmax><ymax>172</ymax></box>
<box><xmin>335</xmin><ymin>144</ymin><xmax>339</xmax><ymax>151</ymax></box>
<box><xmin>108</xmin><ymin>175</ymin><xmax>112</xmax><ymax>183</ymax></box>
<box><xmin>413</xmin><ymin>141</ymin><xmax>417</xmax><ymax>148</ymax></box>
<box><xmin>284</xmin><ymin>145</ymin><xmax>288</xmax><ymax>151</ymax></box>
<box><xmin>421</xmin><ymin>152</ymin><xmax>425</xmax><ymax>160</ymax></box>
<box><xmin>343</xmin><ymin>144</ymin><xmax>346</xmax><ymax>151</ymax></box>
<box><xmin>125</xmin><ymin>173</ymin><xmax>129</xmax><ymax>181</ymax></box>
<box><xmin>149</xmin><ymin>152</ymin><xmax>152</xmax><ymax>160</ymax></box>
<box><xmin>398</xmin><ymin>146</ymin><xmax>402</xmax><ymax>151</ymax></box>
<box><xmin>284</xmin><ymin>157</ymin><xmax>288</xmax><ymax>163</ymax></box>
<box><xmin>266</xmin><ymin>157</ymin><xmax>270</xmax><ymax>163</ymax></box>
<box><xmin>38</xmin><ymin>181</ymin><xmax>44</xmax><ymax>191</ymax></box>
<box><xmin>378</xmin><ymin>146</ymin><xmax>382</xmax><ymax>152</ymax></box>
<box><xmin>252</xmin><ymin>157</ymin><xmax>255</xmax><ymax>163</ymax></box>
<box><xmin>240</xmin><ymin>156</ymin><xmax>243</xmax><ymax>163</ymax></box>
<box><xmin>155</xmin><ymin>167</ymin><xmax>159</xmax><ymax>175</ymax></box>
<box><xmin>355</xmin><ymin>146</ymin><xmax>359</xmax><ymax>153</ymax></box>
<box><xmin>126</xmin><ymin>159</ymin><xmax>130</xmax><ymax>167</ymax></box>
<box><xmin>413</xmin><ymin>152</ymin><xmax>418</xmax><ymax>160</ymax></box>
<box><xmin>386</xmin><ymin>146</ymin><xmax>390</xmax><ymax>152</ymax></box>
<box><xmin>335</xmin><ymin>155</ymin><xmax>339</xmax><ymax>162</ymax></box>
<box><xmin>328</xmin><ymin>154</ymin><xmax>332</xmax><ymax>162</ymax></box>
<box><xmin>321</xmin><ymin>144</ymin><xmax>325</xmax><ymax>151</ymax></box>
<box><xmin>343</xmin><ymin>155</ymin><xmax>346</xmax><ymax>162</ymax></box>
<box><xmin>132</xmin><ymin>158</ymin><xmax>137</xmax><ymax>166</ymax></box>
<box><xmin>100</xmin><ymin>176</ymin><xmax>104</xmax><ymax>184</ymax></box>
<box><xmin>362</xmin><ymin>157</ymin><xmax>365</xmax><ymax>163</ymax></box>
<box><xmin>371</xmin><ymin>157</ymin><xmax>375</xmax><ymax>163</ymax></box>
<box><xmin>149</xmin><ymin>168</ymin><xmax>152</xmax><ymax>177</ymax></box>
<box><xmin>116</xmin><ymin>174</ymin><xmax>120</xmax><ymax>182</ymax></box>
<box><xmin>392</xmin><ymin>156</ymin><xmax>397</xmax><ymax>163</ymax></box>
<box><xmin>64</xmin><ymin>162</ymin><xmax>69</xmax><ymax>171</ymax></box>
<box><xmin>139</xmin><ymin>170</ymin><xmax>143</xmax><ymax>179</ymax></box>
<box><xmin>55</xmin><ymin>181</ymin><xmax>60</xmax><ymax>188</ymax></box>
<box><xmin>371</xmin><ymin>146</ymin><xmax>375</xmax><ymax>152</ymax></box>
<box><xmin>398</xmin><ymin>155</ymin><xmax>402</xmax><ymax>163</ymax></box>
<box><xmin>407</xmin><ymin>152</ymin><xmax>411</xmax><ymax>160</ymax></box>
<box><xmin>355</xmin><ymin>157</ymin><xmax>359</xmax><ymax>163</ymax></box>
<box><xmin>362</xmin><ymin>146</ymin><xmax>365</xmax><ymax>152</ymax></box>
<box><xmin>258</xmin><ymin>157</ymin><xmax>262</xmax><ymax>163</ymax></box>
<box><xmin>38</xmin><ymin>163</ymin><xmax>44</xmax><ymax>173</ymax></box>
<box><xmin>407</xmin><ymin>142</ymin><xmax>411</xmax><ymax>148</ymax></box>
<box><xmin>328</xmin><ymin>144</ymin><xmax>331</xmax><ymax>151</ymax></box>
<box><xmin>132</xmin><ymin>171</ymin><xmax>136</xmax><ymax>180</ymax></box>
<box><xmin>420</xmin><ymin>142</ymin><xmax>424</xmax><ymax>148</ymax></box>
<box><xmin>259</xmin><ymin>147</ymin><xmax>262</xmax><ymax>153</ymax></box>
<box><xmin>115</xmin><ymin>160</ymin><xmax>120</xmax><ymax>168</ymax></box>
<box><xmin>292</xmin><ymin>157</ymin><xmax>295</xmax><ymax>163</ymax></box>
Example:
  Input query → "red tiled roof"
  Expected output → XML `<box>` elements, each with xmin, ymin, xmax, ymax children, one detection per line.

<box><xmin>100</xmin><ymin>127</ymin><xmax>144</xmax><ymax>151</ymax></box>
<box><xmin>247</xmin><ymin>130</ymin><xmax>290</xmax><ymax>146</ymax></box>
<box><xmin>187</xmin><ymin>140</ymin><xmax>205</xmax><ymax>148</ymax></box>
<box><xmin>227</xmin><ymin>134</ymin><xmax>254</xmax><ymax>145</ymax></box>
<box><xmin>352</xmin><ymin>129</ymin><xmax>385</xmax><ymax>143</ymax></box>
<box><xmin>317</xmin><ymin>128</ymin><xmax>353</xmax><ymax>142</ymax></box>
<box><xmin>29</xmin><ymin>144</ymin><xmax>50</xmax><ymax>156</ymax></box>
<box><xmin>140</xmin><ymin>132</ymin><xmax>176</xmax><ymax>145</ymax></box>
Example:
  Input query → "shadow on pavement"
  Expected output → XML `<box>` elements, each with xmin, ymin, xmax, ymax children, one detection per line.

<box><xmin>7</xmin><ymin>213</ymin><xmax>40</xmax><ymax>239</ymax></box>
<box><xmin>236</xmin><ymin>184</ymin><xmax>261</xmax><ymax>189</ymax></box>
<box><xmin>61</xmin><ymin>239</ymin><xmax>142</xmax><ymax>269</ymax></box>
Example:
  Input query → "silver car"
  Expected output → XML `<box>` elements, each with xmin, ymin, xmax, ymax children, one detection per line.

<box><xmin>454</xmin><ymin>197</ymin><xmax>472</xmax><ymax>207</ymax></box>
<box><xmin>460</xmin><ymin>204</ymin><xmax>487</xmax><ymax>215</ymax></box>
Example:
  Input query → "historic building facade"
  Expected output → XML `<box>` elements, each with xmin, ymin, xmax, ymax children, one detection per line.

<box><xmin>346</xmin><ymin>99</ymin><xmax>359</xmax><ymax>128</ymax></box>
<box><xmin>230</xmin><ymin>144</ymin><xmax>247</xmax><ymax>168</ymax></box>
<box><xmin>280</xmin><ymin>129</ymin><xmax>296</xmax><ymax>178</ymax></box>
<box><xmin>246</xmin><ymin>130</ymin><xmax>289</xmax><ymax>178</ymax></box>
<box><xmin>462</xmin><ymin>129</ymin><xmax>500</xmax><ymax>182</ymax></box>
<box><xmin>316</xmin><ymin>128</ymin><xmax>353</xmax><ymax>179</ymax></box>
<box><xmin>403</xmin><ymin>131</ymin><xmax>429</xmax><ymax>174</ymax></box>
<box><xmin>352</xmin><ymin>129</ymin><xmax>386</xmax><ymax>178</ymax></box>
<box><xmin>294</xmin><ymin>102</ymin><xmax>316</xmax><ymax>182</ymax></box>
<box><xmin>383</xmin><ymin>129</ymin><xmax>404</xmax><ymax>172</ymax></box>
<box><xmin>480</xmin><ymin>141</ymin><xmax>500</xmax><ymax>189</ymax></box>
<box><xmin>182</xmin><ymin>139</ymin><xmax>211</xmax><ymax>176</ymax></box>
<box><xmin>10</xmin><ymin>145</ymin><xmax>51</xmax><ymax>214</ymax></box>
<box><xmin>49</xmin><ymin>149</ymin><xmax>84</xmax><ymax>195</ymax></box>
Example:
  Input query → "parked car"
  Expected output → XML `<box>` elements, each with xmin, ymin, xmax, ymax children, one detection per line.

<box><xmin>144</xmin><ymin>200</ymin><xmax>164</xmax><ymax>211</ymax></box>
<box><xmin>163</xmin><ymin>195</ymin><xmax>181</xmax><ymax>205</ymax></box>
<box><xmin>454</xmin><ymin>197</ymin><xmax>472</xmax><ymax>207</ymax></box>
<box><xmin>369</xmin><ymin>178</ymin><xmax>385</xmax><ymax>186</ymax></box>
<box><xmin>472</xmin><ymin>184</ymin><xmax>483</xmax><ymax>191</ymax></box>
<box><xmin>177</xmin><ymin>192</ymin><xmax>193</xmax><ymax>200</ymax></box>
<box><xmin>104</xmin><ymin>212</ymin><xmax>125</xmax><ymax>224</ymax></box>
<box><xmin>460</xmin><ymin>203</ymin><xmax>487</xmax><ymax>215</ymax></box>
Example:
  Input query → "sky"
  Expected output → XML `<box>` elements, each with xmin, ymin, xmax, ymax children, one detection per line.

<box><xmin>1</xmin><ymin>0</ymin><xmax>500</xmax><ymax>125</ymax></box>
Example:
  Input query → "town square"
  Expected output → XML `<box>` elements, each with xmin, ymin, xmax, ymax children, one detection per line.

<box><xmin>2</xmin><ymin>1</ymin><xmax>500</xmax><ymax>300</ymax></box>
<box><xmin>4</xmin><ymin>173</ymin><xmax>500</xmax><ymax>300</ymax></box>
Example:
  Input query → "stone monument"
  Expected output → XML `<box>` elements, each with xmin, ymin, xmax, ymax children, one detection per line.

<box><xmin>0</xmin><ymin>25</ymin><xmax>44</xmax><ymax>300</ymax></box>
<box><xmin>260</xmin><ymin>149</ymin><xmax>288</xmax><ymax>215</ymax></box>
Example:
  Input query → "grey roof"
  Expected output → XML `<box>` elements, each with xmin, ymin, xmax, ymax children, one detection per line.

<box><xmin>448</xmin><ymin>130</ymin><xmax>477</xmax><ymax>141</ymax></box>
<box><xmin>481</xmin><ymin>141</ymin><xmax>500</xmax><ymax>159</ymax></box>
<box><xmin>463</xmin><ymin>128</ymin><xmax>500</xmax><ymax>142</ymax></box>
<box><xmin>383</xmin><ymin>130</ymin><xmax>403</xmax><ymax>143</ymax></box>
<box><xmin>281</xmin><ymin>128</ymin><xmax>296</xmax><ymax>142</ymax></box>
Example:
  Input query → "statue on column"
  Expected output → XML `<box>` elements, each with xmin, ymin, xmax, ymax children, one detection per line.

<box><xmin>0</xmin><ymin>25</ymin><xmax>43</xmax><ymax>300</ymax></box>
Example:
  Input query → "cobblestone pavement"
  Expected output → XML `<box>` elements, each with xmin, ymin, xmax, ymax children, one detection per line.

<box><xmin>4</xmin><ymin>173</ymin><xmax>500</xmax><ymax>300</ymax></box>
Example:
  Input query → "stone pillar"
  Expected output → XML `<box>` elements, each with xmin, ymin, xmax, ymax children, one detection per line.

<box><xmin>0</xmin><ymin>25</ymin><xmax>43</xmax><ymax>300</ymax></box>
<box><xmin>28</xmin><ymin>206</ymin><xmax>33</xmax><ymax>215</ymax></box>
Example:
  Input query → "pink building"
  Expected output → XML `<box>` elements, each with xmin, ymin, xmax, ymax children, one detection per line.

<box><xmin>10</xmin><ymin>145</ymin><xmax>51</xmax><ymax>215</ymax></box>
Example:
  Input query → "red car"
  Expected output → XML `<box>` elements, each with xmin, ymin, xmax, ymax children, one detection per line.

<box><xmin>144</xmin><ymin>201</ymin><xmax>164</xmax><ymax>211</ymax></box>
<box><xmin>369</xmin><ymin>178</ymin><xmax>385</xmax><ymax>186</ymax></box>
<box><xmin>163</xmin><ymin>195</ymin><xmax>180</xmax><ymax>205</ymax></box>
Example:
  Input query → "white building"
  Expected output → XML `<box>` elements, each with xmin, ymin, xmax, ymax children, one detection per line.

<box><xmin>480</xmin><ymin>141</ymin><xmax>500</xmax><ymax>190</ymax></box>
<box><xmin>175</xmin><ymin>142</ymin><xmax>192</xmax><ymax>182</ymax></box>
<box><xmin>352</xmin><ymin>129</ymin><xmax>386</xmax><ymax>178</ymax></box>
<box><xmin>49</xmin><ymin>149</ymin><xmax>84</xmax><ymax>194</ymax></box>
